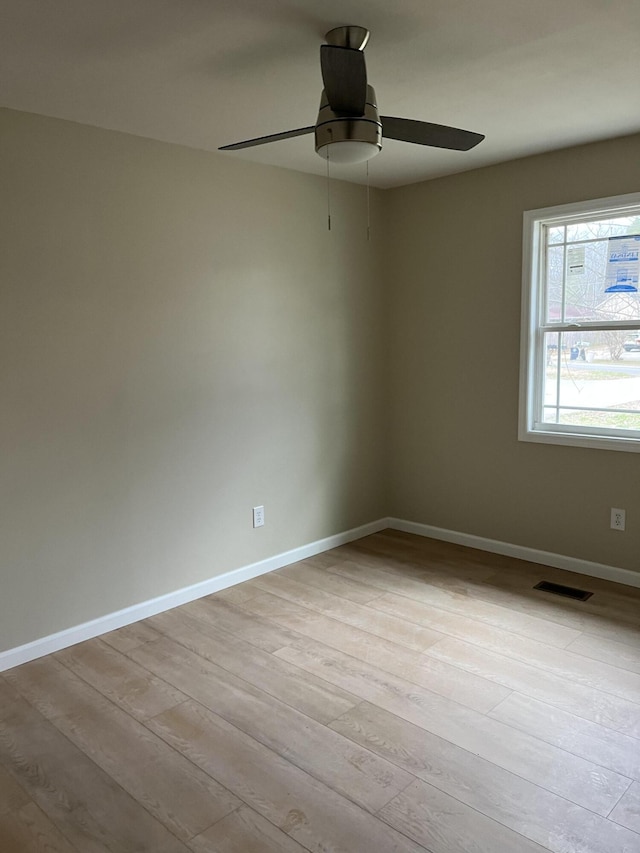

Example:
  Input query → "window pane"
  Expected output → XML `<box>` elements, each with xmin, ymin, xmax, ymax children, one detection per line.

<box><xmin>561</xmin><ymin>233</ymin><xmax>640</xmax><ymax>323</ymax></box>
<box><xmin>553</xmin><ymin>409</ymin><xmax>640</xmax><ymax>430</ymax></box>
<box><xmin>566</xmin><ymin>216</ymin><xmax>640</xmax><ymax>242</ymax></box>
<box><xmin>564</xmin><ymin>240</ymin><xmax>600</xmax><ymax>321</ymax></box>
<box><xmin>547</xmin><ymin>225</ymin><xmax>564</xmax><ymax>245</ymax></box>
<box><xmin>545</xmin><ymin>245</ymin><xmax>564</xmax><ymax>322</ymax></box>
<box><xmin>542</xmin><ymin>331</ymin><xmax>640</xmax><ymax>432</ymax></box>
<box><xmin>543</xmin><ymin>332</ymin><xmax>561</xmax><ymax>409</ymax></box>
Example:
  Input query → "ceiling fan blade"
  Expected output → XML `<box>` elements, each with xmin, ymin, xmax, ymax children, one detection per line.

<box><xmin>219</xmin><ymin>126</ymin><xmax>315</xmax><ymax>151</ymax></box>
<box><xmin>381</xmin><ymin>116</ymin><xmax>484</xmax><ymax>151</ymax></box>
<box><xmin>320</xmin><ymin>44</ymin><xmax>367</xmax><ymax>115</ymax></box>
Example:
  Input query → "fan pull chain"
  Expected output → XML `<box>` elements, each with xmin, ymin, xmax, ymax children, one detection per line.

<box><xmin>326</xmin><ymin>153</ymin><xmax>331</xmax><ymax>231</ymax></box>
<box><xmin>366</xmin><ymin>160</ymin><xmax>371</xmax><ymax>242</ymax></box>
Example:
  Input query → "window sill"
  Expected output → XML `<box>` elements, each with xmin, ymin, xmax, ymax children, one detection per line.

<box><xmin>518</xmin><ymin>425</ymin><xmax>640</xmax><ymax>453</ymax></box>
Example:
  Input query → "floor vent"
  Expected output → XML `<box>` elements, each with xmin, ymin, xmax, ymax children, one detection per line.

<box><xmin>533</xmin><ymin>581</ymin><xmax>593</xmax><ymax>601</ymax></box>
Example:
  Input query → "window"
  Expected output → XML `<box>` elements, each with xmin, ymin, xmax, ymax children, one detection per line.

<box><xmin>520</xmin><ymin>192</ymin><xmax>640</xmax><ymax>452</ymax></box>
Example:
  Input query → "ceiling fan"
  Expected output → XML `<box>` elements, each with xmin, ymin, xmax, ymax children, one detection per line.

<box><xmin>219</xmin><ymin>25</ymin><xmax>484</xmax><ymax>165</ymax></box>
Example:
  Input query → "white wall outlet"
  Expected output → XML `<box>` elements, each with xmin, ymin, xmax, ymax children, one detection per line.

<box><xmin>253</xmin><ymin>505</ymin><xmax>265</xmax><ymax>528</ymax></box>
<box><xmin>610</xmin><ymin>507</ymin><xmax>625</xmax><ymax>531</ymax></box>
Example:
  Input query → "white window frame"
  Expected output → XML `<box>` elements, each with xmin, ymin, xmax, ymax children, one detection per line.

<box><xmin>519</xmin><ymin>191</ymin><xmax>640</xmax><ymax>453</ymax></box>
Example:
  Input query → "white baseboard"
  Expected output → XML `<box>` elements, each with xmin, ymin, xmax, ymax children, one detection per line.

<box><xmin>387</xmin><ymin>517</ymin><xmax>640</xmax><ymax>590</ymax></box>
<box><xmin>0</xmin><ymin>517</ymin><xmax>388</xmax><ymax>673</ymax></box>
<box><xmin>3</xmin><ymin>514</ymin><xmax>637</xmax><ymax>672</ymax></box>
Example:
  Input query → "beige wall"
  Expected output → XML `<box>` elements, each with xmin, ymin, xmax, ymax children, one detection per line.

<box><xmin>386</xmin><ymin>133</ymin><xmax>640</xmax><ymax>573</ymax></box>
<box><xmin>2</xmin><ymin>106</ymin><xmax>639</xmax><ymax>655</ymax></box>
<box><xmin>0</xmin><ymin>108</ymin><xmax>387</xmax><ymax>652</ymax></box>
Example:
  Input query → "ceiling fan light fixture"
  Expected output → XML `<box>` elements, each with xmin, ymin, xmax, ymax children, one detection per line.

<box><xmin>317</xmin><ymin>139</ymin><xmax>380</xmax><ymax>164</ymax></box>
<box><xmin>314</xmin><ymin>85</ymin><xmax>382</xmax><ymax>164</ymax></box>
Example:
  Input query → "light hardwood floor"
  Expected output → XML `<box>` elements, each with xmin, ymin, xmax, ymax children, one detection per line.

<box><xmin>2</xmin><ymin>530</ymin><xmax>640</xmax><ymax>852</ymax></box>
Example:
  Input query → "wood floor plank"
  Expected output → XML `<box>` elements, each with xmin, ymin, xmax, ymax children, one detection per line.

<box><xmin>376</xmin><ymin>531</ymin><xmax>640</xmax><ymax>609</ymax></box>
<box><xmin>333</xmin><ymin>541</ymin><xmax>626</xmax><ymax>643</ymax></box>
<box><xmin>488</xmin><ymin>692</ymin><xmax>640</xmax><ymax>780</ymax></box>
<box><xmin>148</xmin><ymin>699</ymin><xmax>427</xmax><ymax>853</ymax></box>
<box><xmin>146</xmin><ymin>607</ymin><xmax>357</xmax><ymax>724</ymax></box>
<box><xmin>345</xmin><ymin>535</ymin><xmax>498</xmax><ymax>579</ymax></box>
<box><xmin>55</xmin><ymin>638</ymin><xmax>186</xmax><ymax>721</ymax></box>
<box><xmin>0</xmin><ymin>763</ymin><xmax>30</xmax><ymax>816</ymax></box>
<box><xmin>484</xmin><ymin>568</ymin><xmax>640</xmax><ymax>635</ymax></box>
<box><xmin>275</xmin><ymin>638</ymin><xmax>631</xmax><ymax>815</ymax></box>
<box><xmin>610</xmin><ymin>782</ymin><xmax>640</xmax><ymax>834</ymax></box>
<box><xmin>326</xmin><ymin>558</ymin><xmax>580</xmax><ymax>647</ymax></box>
<box><xmin>0</xmin><ymin>682</ymin><xmax>190</xmax><ymax>853</ymax></box>
<box><xmin>369</xmin><ymin>530</ymin><xmax>640</xmax><ymax>616</ymax></box>
<box><xmin>6</xmin><ymin>656</ymin><xmax>240</xmax><ymax>842</ymax></box>
<box><xmin>371</xmin><ymin>592</ymin><xmax>640</xmax><ymax>703</ymax></box>
<box><xmin>567</xmin><ymin>632</ymin><xmax>640</xmax><ymax>675</ymax></box>
<box><xmin>426</xmin><ymin>636</ymin><xmax>640</xmax><ymax>738</ymax></box>
<box><xmin>466</xmin><ymin>572</ymin><xmax>640</xmax><ymax>647</ymax></box>
<box><xmin>100</xmin><ymin>621</ymin><xmax>163</xmax><ymax>653</ymax></box>
<box><xmin>188</xmin><ymin>806</ymin><xmax>308</xmax><ymax>853</ymax></box>
<box><xmin>0</xmin><ymin>801</ymin><xmax>79</xmax><ymax>853</ymax></box>
<box><xmin>128</xmin><ymin>636</ymin><xmax>411</xmax><ymax>813</ymax></box>
<box><xmin>242</xmin><ymin>591</ymin><xmax>510</xmax><ymax>713</ymax></box>
<box><xmin>379</xmin><ymin>778</ymin><xmax>552</xmax><ymax>853</ymax></box>
<box><xmin>333</xmin><ymin>541</ymin><xmax>494</xmax><ymax>583</ymax></box>
<box><xmin>296</xmin><ymin>550</ymin><xmax>350</xmax><ymax>569</ymax></box>
<box><xmin>351</xmin><ymin>531</ymin><xmax>478</xmax><ymax>563</ymax></box>
<box><xmin>207</xmin><ymin>584</ymin><xmax>261</xmax><ymax>605</ymax></box>
<box><xmin>332</xmin><ymin>701</ymin><xmax>640</xmax><ymax>853</ymax></box>
<box><xmin>180</xmin><ymin>597</ymin><xmax>302</xmax><ymax>653</ymax></box>
<box><xmin>375</xmin><ymin>531</ymin><xmax>604</xmax><ymax>593</ymax></box>
<box><xmin>482</xmin><ymin>556</ymin><xmax>640</xmax><ymax>603</ymax></box>
<box><xmin>278</xmin><ymin>561</ymin><xmax>386</xmax><ymax>604</ymax></box>
<box><xmin>252</xmin><ymin>572</ymin><xmax>443</xmax><ymax>652</ymax></box>
<box><xmin>336</xmin><ymin>549</ymin><xmax>640</xmax><ymax>647</ymax></box>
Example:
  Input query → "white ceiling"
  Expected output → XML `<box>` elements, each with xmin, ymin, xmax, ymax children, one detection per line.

<box><xmin>2</xmin><ymin>0</ymin><xmax>640</xmax><ymax>188</ymax></box>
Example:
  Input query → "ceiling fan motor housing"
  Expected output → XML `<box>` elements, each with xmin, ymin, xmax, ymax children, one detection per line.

<box><xmin>315</xmin><ymin>85</ymin><xmax>382</xmax><ymax>162</ymax></box>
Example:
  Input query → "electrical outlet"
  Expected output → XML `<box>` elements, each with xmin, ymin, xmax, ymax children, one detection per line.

<box><xmin>253</xmin><ymin>505</ymin><xmax>265</xmax><ymax>528</ymax></box>
<box><xmin>610</xmin><ymin>508</ymin><xmax>625</xmax><ymax>531</ymax></box>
